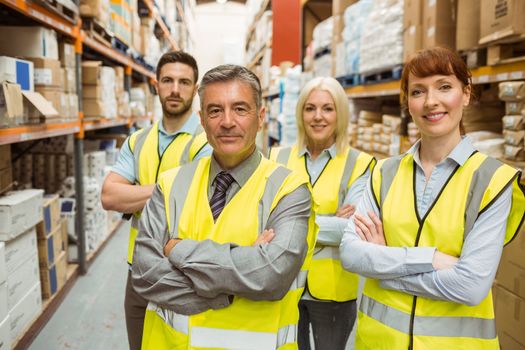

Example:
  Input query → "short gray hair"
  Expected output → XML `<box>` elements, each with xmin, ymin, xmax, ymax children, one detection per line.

<box><xmin>198</xmin><ymin>64</ymin><xmax>262</xmax><ymax>110</ymax></box>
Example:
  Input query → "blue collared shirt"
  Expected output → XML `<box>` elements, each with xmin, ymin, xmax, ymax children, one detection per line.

<box><xmin>112</xmin><ymin>113</ymin><xmax>212</xmax><ymax>183</ymax></box>
<box><xmin>340</xmin><ymin>137</ymin><xmax>511</xmax><ymax>306</ymax></box>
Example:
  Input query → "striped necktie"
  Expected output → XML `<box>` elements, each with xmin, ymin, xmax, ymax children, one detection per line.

<box><xmin>209</xmin><ymin>171</ymin><xmax>235</xmax><ymax>221</ymax></box>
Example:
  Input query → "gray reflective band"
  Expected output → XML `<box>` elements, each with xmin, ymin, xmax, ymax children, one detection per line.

<box><xmin>133</xmin><ymin>125</ymin><xmax>154</xmax><ymax>182</ymax></box>
<box><xmin>131</xmin><ymin>215</ymin><xmax>140</xmax><ymax>230</ymax></box>
<box><xmin>378</xmin><ymin>156</ymin><xmax>403</xmax><ymax>208</ymax></box>
<box><xmin>275</xmin><ymin>147</ymin><xmax>292</xmax><ymax>165</ymax></box>
<box><xmin>312</xmin><ymin>246</ymin><xmax>340</xmax><ymax>261</ymax></box>
<box><xmin>277</xmin><ymin>324</ymin><xmax>297</xmax><ymax>347</ymax></box>
<box><xmin>147</xmin><ymin>302</ymin><xmax>189</xmax><ymax>335</ymax></box>
<box><xmin>180</xmin><ymin>124</ymin><xmax>205</xmax><ymax>164</ymax></box>
<box><xmin>288</xmin><ymin>269</ymin><xmax>308</xmax><ymax>291</ymax></box>
<box><xmin>360</xmin><ymin>295</ymin><xmax>496</xmax><ymax>339</ymax></box>
<box><xmin>168</xmin><ymin>161</ymin><xmax>200</xmax><ymax>237</ymax></box>
<box><xmin>464</xmin><ymin>157</ymin><xmax>502</xmax><ymax>238</ymax></box>
<box><xmin>259</xmin><ymin>165</ymin><xmax>292</xmax><ymax>231</ymax></box>
<box><xmin>339</xmin><ymin>149</ymin><xmax>360</xmax><ymax>207</ymax></box>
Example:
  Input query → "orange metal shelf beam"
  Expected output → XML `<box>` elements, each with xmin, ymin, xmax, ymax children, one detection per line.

<box><xmin>0</xmin><ymin>0</ymin><xmax>78</xmax><ymax>38</ymax></box>
<box><xmin>0</xmin><ymin>121</ymin><xmax>81</xmax><ymax>145</ymax></box>
<box><xmin>143</xmin><ymin>0</ymin><xmax>179</xmax><ymax>50</ymax></box>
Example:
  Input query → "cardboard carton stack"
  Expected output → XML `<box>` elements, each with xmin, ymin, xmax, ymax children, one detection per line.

<box><xmin>110</xmin><ymin>0</ymin><xmax>132</xmax><ymax>46</ymax></box>
<box><xmin>0</xmin><ymin>189</ymin><xmax>44</xmax><ymax>347</ymax></box>
<box><xmin>356</xmin><ymin>111</ymin><xmax>382</xmax><ymax>153</ymax></box>
<box><xmin>331</xmin><ymin>0</ymin><xmax>358</xmax><ymax>76</ymax></box>
<box><xmin>378</xmin><ymin>115</ymin><xmax>402</xmax><ymax>156</ymax></box>
<box><xmin>58</xmin><ymin>42</ymin><xmax>79</xmax><ymax>121</ymax></box>
<box><xmin>499</xmin><ymin>81</ymin><xmax>525</xmax><ymax>161</ymax></box>
<box><xmin>28</xmin><ymin>57</ymin><xmax>67</xmax><ymax>122</ymax></box>
<box><xmin>0</xmin><ymin>56</ymin><xmax>34</xmax><ymax>127</ymax></box>
<box><xmin>312</xmin><ymin>17</ymin><xmax>333</xmax><ymax>78</ymax></box>
<box><xmin>407</xmin><ymin>122</ymin><xmax>420</xmax><ymax>145</ymax></box>
<box><xmin>114</xmin><ymin>67</ymin><xmax>130</xmax><ymax>118</ymax></box>
<box><xmin>80</xmin><ymin>0</ymin><xmax>111</xmax><ymax>30</ymax></box>
<box><xmin>494</xmin><ymin>225</ymin><xmax>525</xmax><ymax>349</ymax></box>
<box><xmin>36</xmin><ymin>195</ymin><xmax>68</xmax><ymax>299</ymax></box>
<box><xmin>0</xmin><ymin>145</ymin><xmax>12</xmax><ymax>194</ymax></box>
<box><xmin>403</xmin><ymin>0</ymin><xmax>422</xmax><ymax>62</ymax></box>
<box><xmin>480</xmin><ymin>0</ymin><xmax>525</xmax><ymax>45</ymax></box>
<box><xmin>82</xmin><ymin>61</ymin><xmax>117</xmax><ymax>119</ymax></box>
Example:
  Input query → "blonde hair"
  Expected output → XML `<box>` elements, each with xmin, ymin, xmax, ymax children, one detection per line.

<box><xmin>295</xmin><ymin>76</ymin><xmax>350</xmax><ymax>154</ymax></box>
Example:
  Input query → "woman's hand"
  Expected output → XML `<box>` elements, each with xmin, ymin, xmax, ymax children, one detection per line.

<box><xmin>354</xmin><ymin>211</ymin><xmax>386</xmax><ymax>246</ymax></box>
<box><xmin>336</xmin><ymin>204</ymin><xmax>356</xmax><ymax>218</ymax></box>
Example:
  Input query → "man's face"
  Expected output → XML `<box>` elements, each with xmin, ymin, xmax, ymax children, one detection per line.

<box><xmin>156</xmin><ymin>62</ymin><xmax>197</xmax><ymax>119</ymax></box>
<box><xmin>200</xmin><ymin>80</ymin><xmax>264</xmax><ymax>169</ymax></box>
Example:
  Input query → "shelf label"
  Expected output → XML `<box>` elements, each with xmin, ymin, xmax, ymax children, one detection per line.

<box><xmin>496</xmin><ymin>73</ymin><xmax>509</xmax><ymax>81</ymax></box>
<box><xmin>510</xmin><ymin>71</ymin><xmax>524</xmax><ymax>80</ymax></box>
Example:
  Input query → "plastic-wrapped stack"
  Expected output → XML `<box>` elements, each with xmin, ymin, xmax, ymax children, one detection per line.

<box><xmin>312</xmin><ymin>17</ymin><xmax>333</xmax><ymax>78</ymax></box>
<box><xmin>407</xmin><ymin>122</ymin><xmax>420</xmax><ymax>145</ymax></box>
<box><xmin>280</xmin><ymin>66</ymin><xmax>302</xmax><ymax>146</ymax></box>
<box><xmin>381</xmin><ymin>115</ymin><xmax>402</xmax><ymax>156</ymax></box>
<box><xmin>359</xmin><ymin>0</ymin><xmax>404</xmax><ymax>74</ymax></box>
<box><xmin>499</xmin><ymin>81</ymin><xmax>525</xmax><ymax>161</ymax></box>
<box><xmin>356</xmin><ymin>111</ymin><xmax>382</xmax><ymax>153</ymax></box>
<box><xmin>340</xmin><ymin>0</ymin><xmax>374</xmax><ymax>76</ymax></box>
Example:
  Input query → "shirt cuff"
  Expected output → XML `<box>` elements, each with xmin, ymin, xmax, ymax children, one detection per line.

<box><xmin>405</xmin><ymin>247</ymin><xmax>436</xmax><ymax>274</ymax></box>
<box><xmin>168</xmin><ymin>239</ymin><xmax>199</xmax><ymax>268</ymax></box>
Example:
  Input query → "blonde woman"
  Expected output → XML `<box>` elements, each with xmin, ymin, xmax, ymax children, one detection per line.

<box><xmin>270</xmin><ymin>76</ymin><xmax>375</xmax><ymax>350</ymax></box>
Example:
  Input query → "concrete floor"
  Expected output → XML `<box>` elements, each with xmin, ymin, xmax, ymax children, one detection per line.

<box><xmin>29</xmin><ymin>220</ymin><xmax>357</xmax><ymax>349</ymax></box>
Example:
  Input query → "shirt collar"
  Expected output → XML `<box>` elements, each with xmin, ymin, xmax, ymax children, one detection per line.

<box><xmin>298</xmin><ymin>143</ymin><xmax>337</xmax><ymax>159</ymax></box>
<box><xmin>209</xmin><ymin>149</ymin><xmax>262</xmax><ymax>187</ymax></box>
<box><xmin>158</xmin><ymin>112</ymin><xmax>200</xmax><ymax>136</ymax></box>
<box><xmin>407</xmin><ymin>136</ymin><xmax>476</xmax><ymax>167</ymax></box>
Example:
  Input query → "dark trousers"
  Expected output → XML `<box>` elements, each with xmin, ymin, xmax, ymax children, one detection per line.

<box><xmin>125</xmin><ymin>270</ymin><xmax>149</xmax><ymax>350</ymax></box>
<box><xmin>298</xmin><ymin>299</ymin><xmax>357</xmax><ymax>350</ymax></box>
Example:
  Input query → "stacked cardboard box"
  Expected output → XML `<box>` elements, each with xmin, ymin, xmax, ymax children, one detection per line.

<box><xmin>456</xmin><ymin>0</ymin><xmax>480</xmax><ymax>51</ymax></box>
<box><xmin>36</xmin><ymin>195</ymin><xmax>67</xmax><ymax>299</ymax></box>
<box><xmin>82</xmin><ymin>61</ymin><xmax>117</xmax><ymax>119</ymax></box>
<box><xmin>114</xmin><ymin>67</ymin><xmax>130</xmax><ymax>118</ymax></box>
<box><xmin>355</xmin><ymin>111</ymin><xmax>382</xmax><ymax>153</ymax></box>
<box><xmin>0</xmin><ymin>189</ymin><xmax>44</xmax><ymax>346</ymax></box>
<box><xmin>80</xmin><ymin>0</ymin><xmax>111</xmax><ymax>29</ymax></box>
<box><xmin>480</xmin><ymin>0</ymin><xmax>525</xmax><ymax>45</ymax></box>
<box><xmin>499</xmin><ymin>81</ymin><xmax>525</xmax><ymax>161</ymax></box>
<box><xmin>58</xmin><ymin>42</ymin><xmax>79</xmax><ymax>120</ymax></box>
<box><xmin>0</xmin><ymin>243</ymin><xmax>10</xmax><ymax>348</ymax></box>
<box><xmin>0</xmin><ymin>146</ymin><xmax>12</xmax><ymax>194</ymax></box>
<box><xmin>28</xmin><ymin>57</ymin><xmax>67</xmax><ymax>122</ymax></box>
<box><xmin>494</xmin><ymin>225</ymin><xmax>525</xmax><ymax>349</ymax></box>
<box><xmin>407</xmin><ymin>122</ymin><xmax>420</xmax><ymax>145</ymax></box>
<box><xmin>378</xmin><ymin>115</ymin><xmax>402</xmax><ymax>156</ymax></box>
<box><xmin>331</xmin><ymin>0</ymin><xmax>358</xmax><ymax>76</ymax></box>
<box><xmin>110</xmin><ymin>0</ymin><xmax>132</xmax><ymax>46</ymax></box>
<box><xmin>403</xmin><ymin>0</ymin><xmax>422</xmax><ymax>62</ymax></box>
<box><xmin>0</xmin><ymin>56</ymin><xmax>34</xmax><ymax>127</ymax></box>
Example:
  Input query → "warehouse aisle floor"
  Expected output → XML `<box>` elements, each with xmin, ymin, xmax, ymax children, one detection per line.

<box><xmin>29</xmin><ymin>222</ymin><xmax>130</xmax><ymax>350</ymax></box>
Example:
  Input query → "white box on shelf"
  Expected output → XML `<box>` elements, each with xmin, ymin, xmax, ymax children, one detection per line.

<box><xmin>0</xmin><ymin>314</ymin><xmax>10</xmax><ymax>350</ymax></box>
<box><xmin>7</xmin><ymin>254</ymin><xmax>39</xmax><ymax>310</ymax></box>
<box><xmin>0</xmin><ymin>26</ymin><xmax>58</xmax><ymax>60</ymax></box>
<box><xmin>5</xmin><ymin>228</ymin><xmax>38</xmax><ymax>275</ymax></box>
<box><xmin>9</xmin><ymin>282</ymin><xmax>41</xmax><ymax>346</ymax></box>
<box><xmin>0</xmin><ymin>57</ymin><xmax>34</xmax><ymax>91</ymax></box>
<box><xmin>0</xmin><ymin>283</ymin><xmax>7</xmax><ymax>323</ymax></box>
<box><xmin>0</xmin><ymin>189</ymin><xmax>43</xmax><ymax>240</ymax></box>
<box><xmin>0</xmin><ymin>243</ymin><xmax>5</xmax><ymax>286</ymax></box>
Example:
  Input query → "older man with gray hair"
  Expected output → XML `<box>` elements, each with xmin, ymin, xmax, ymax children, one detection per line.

<box><xmin>131</xmin><ymin>64</ymin><xmax>318</xmax><ymax>349</ymax></box>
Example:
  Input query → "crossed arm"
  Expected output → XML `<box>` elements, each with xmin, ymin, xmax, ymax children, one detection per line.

<box><xmin>131</xmin><ymin>183</ymin><xmax>312</xmax><ymax>314</ymax></box>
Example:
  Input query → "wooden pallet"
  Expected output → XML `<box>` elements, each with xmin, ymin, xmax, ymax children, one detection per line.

<box><xmin>112</xmin><ymin>36</ymin><xmax>129</xmax><ymax>55</ymax></box>
<box><xmin>360</xmin><ymin>65</ymin><xmax>403</xmax><ymax>85</ymax></box>
<box><xmin>35</xmin><ymin>0</ymin><xmax>78</xmax><ymax>23</ymax></box>
<box><xmin>486</xmin><ymin>41</ymin><xmax>525</xmax><ymax>66</ymax></box>
<box><xmin>459</xmin><ymin>48</ymin><xmax>487</xmax><ymax>69</ymax></box>
<box><xmin>336</xmin><ymin>73</ymin><xmax>361</xmax><ymax>88</ymax></box>
<box><xmin>82</xmin><ymin>17</ymin><xmax>113</xmax><ymax>48</ymax></box>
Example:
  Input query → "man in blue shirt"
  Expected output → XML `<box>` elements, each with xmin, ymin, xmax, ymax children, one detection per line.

<box><xmin>101</xmin><ymin>51</ymin><xmax>211</xmax><ymax>350</ymax></box>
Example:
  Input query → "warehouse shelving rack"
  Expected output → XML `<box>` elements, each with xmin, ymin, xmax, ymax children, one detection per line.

<box><xmin>0</xmin><ymin>0</ymin><xmax>182</xmax><ymax>347</ymax></box>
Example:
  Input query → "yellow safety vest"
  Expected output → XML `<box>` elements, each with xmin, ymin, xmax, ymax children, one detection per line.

<box><xmin>142</xmin><ymin>156</ymin><xmax>318</xmax><ymax>350</ymax></box>
<box><xmin>270</xmin><ymin>144</ymin><xmax>374</xmax><ymax>302</ymax></box>
<box><xmin>356</xmin><ymin>151</ymin><xmax>525</xmax><ymax>350</ymax></box>
<box><xmin>126</xmin><ymin>120</ymin><xmax>207</xmax><ymax>264</ymax></box>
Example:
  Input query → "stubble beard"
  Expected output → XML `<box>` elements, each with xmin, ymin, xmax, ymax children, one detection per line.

<box><xmin>162</xmin><ymin>97</ymin><xmax>193</xmax><ymax>120</ymax></box>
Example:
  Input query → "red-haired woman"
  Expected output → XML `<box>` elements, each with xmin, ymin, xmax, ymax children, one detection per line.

<box><xmin>340</xmin><ymin>47</ymin><xmax>525</xmax><ymax>349</ymax></box>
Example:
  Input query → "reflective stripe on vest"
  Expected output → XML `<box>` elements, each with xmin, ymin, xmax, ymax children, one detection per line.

<box><xmin>127</xmin><ymin>120</ymin><xmax>207</xmax><ymax>264</ymax></box>
<box><xmin>359</xmin><ymin>151</ymin><xmax>525</xmax><ymax>349</ymax></box>
<box><xmin>142</xmin><ymin>156</ymin><xmax>317</xmax><ymax>349</ymax></box>
<box><xmin>271</xmin><ymin>144</ymin><xmax>374</xmax><ymax>302</ymax></box>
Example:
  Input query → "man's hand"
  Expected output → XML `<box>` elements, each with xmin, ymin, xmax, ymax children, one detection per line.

<box><xmin>354</xmin><ymin>211</ymin><xmax>386</xmax><ymax>246</ymax></box>
<box><xmin>432</xmin><ymin>251</ymin><xmax>459</xmax><ymax>270</ymax></box>
<box><xmin>164</xmin><ymin>238</ymin><xmax>182</xmax><ymax>257</ymax></box>
<box><xmin>253</xmin><ymin>229</ymin><xmax>275</xmax><ymax>246</ymax></box>
<box><xmin>336</xmin><ymin>204</ymin><xmax>355</xmax><ymax>218</ymax></box>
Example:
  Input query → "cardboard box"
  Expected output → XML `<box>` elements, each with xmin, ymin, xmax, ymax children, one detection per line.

<box><xmin>0</xmin><ymin>56</ymin><xmax>34</xmax><ymax>91</ymax></box>
<box><xmin>35</xmin><ymin>87</ymin><xmax>65</xmax><ymax>117</ymax></box>
<box><xmin>36</xmin><ymin>194</ymin><xmax>60</xmax><ymax>238</ymax></box>
<box><xmin>494</xmin><ymin>285</ymin><xmax>525</xmax><ymax>348</ymax></box>
<box><xmin>69</xmin><ymin>93</ymin><xmax>78</xmax><ymax>119</ymax></box>
<box><xmin>82</xmin><ymin>99</ymin><xmax>106</xmax><ymax>118</ymax></box>
<box><xmin>0</xmin><ymin>26</ymin><xmax>58</xmax><ymax>59</ymax></box>
<box><xmin>62</xmin><ymin>68</ymin><xmax>76</xmax><ymax>94</ymax></box>
<box><xmin>404</xmin><ymin>0</ymin><xmax>423</xmax><ymax>29</ymax></box>
<box><xmin>0</xmin><ymin>168</ymin><xmax>12</xmax><ymax>194</ymax></box>
<box><xmin>9</xmin><ymin>282</ymin><xmax>41</xmax><ymax>345</ymax></box>
<box><xmin>4</xmin><ymin>228</ymin><xmax>37</xmax><ymax>275</ymax></box>
<box><xmin>40</xmin><ymin>251</ymin><xmax>67</xmax><ymax>299</ymax></box>
<box><xmin>497</xmin><ymin>257</ymin><xmax>525</xmax><ymax>299</ymax></box>
<box><xmin>504</xmin><ymin>228</ymin><xmax>525</xmax><ymax>269</ymax></box>
<box><xmin>7</xmin><ymin>255</ymin><xmax>39</xmax><ymax>310</ymax></box>
<box><xmin>58</xmin><ymin>42</ymin><xmax>75</xmax><ymax>68</ymax></box>
<box><xmin>22</xmin><ymin>90</ymin><xmax>59</xmax><ymax>123</ymax></box>
<box><xmin>81</xmin><ymin>61</ymin><xmax>102</xmax><ymax>85</ymax></box>
<box><xmin>500</xmin><ymin>332</ymin><xmax>525</xmax><ymax>350</ymax></box>
<box><xmin>423</xmin><ymin>0</ymin><xmax>457</xmax><ymax>49</ymax></box>
<box><xmin>0</xmin><ymin>146</ymin><xmax>10</xmax><ymax>171</ymax></box>
<box><xmin>403</xmin><ymin>25</ymin><xmax>423</xmax><ymax>62</ymax></box>
<box><xmin>27</xmin><ymin>58</ymin><xmax>62</xmax><ymax>88</ymax></box>
<box><xmin>37</xmin><ymin>220</ymin><xmax>64</xmax><ymax>268</ymax></box>
<box><xmin>0</xmin><ymin>314</ymin><xmax>10</xmax><ymax>350</ymax></box>
<box><xmin>80</xmin><ymin>0</ymin><xmax>110</xmax><ymax>26</ymax></box>
<box><xmin>456</xmin><ymin>0</ymin><xmax>480</xmax><ymax>50</ymax></box>
<box><xmin>82</xmin><ymin>85</ymin><xmax>103</xmax><ymax>99</ymax></box>
<box><xmin>0</xmin><ymin>82</ymin><xmax>24</xmax><ymax>128</ymax></box>
<box><xmin>487</xmin><ymin>44</ymin><xmax>514</xmax><ymax>66</ymax></box>
<box><xmin>480</xmin><ymin>0</ymin><xmax>525</xmax><ymax>44</ymax></box>
<box><xmin>0</xmin><ymin>190</ymin><xmax>43</xmax><ymax>240</ymax></box>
